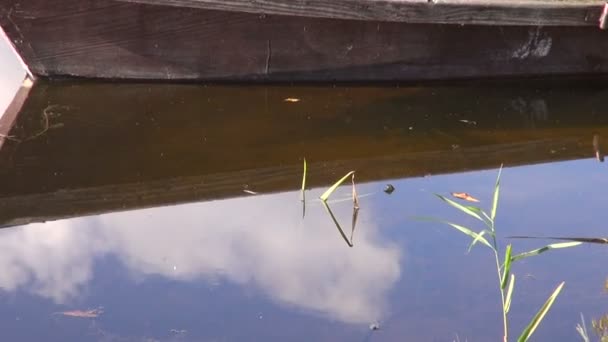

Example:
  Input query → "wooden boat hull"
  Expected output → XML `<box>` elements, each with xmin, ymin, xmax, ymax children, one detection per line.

<box><xmin>1</xmin><ymin>0</ymin><xmax>608</xmax><ymax>82</ymax></box>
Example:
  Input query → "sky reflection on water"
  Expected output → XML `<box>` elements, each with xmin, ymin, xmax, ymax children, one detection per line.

<box><xmin>1</xmin><ymin>159</ymin><xmax>608</xmax><ymax>341</ymax></box>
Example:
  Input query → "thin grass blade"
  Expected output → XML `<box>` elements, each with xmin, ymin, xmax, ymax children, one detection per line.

<box><xmin>467</xmin><ymin>229</ymin><xmax>492</xmax><ymax>253</ymax></box>
<box><xmin>322</xmin><ymin>201</ymin><xmax>353</xmax><ymax>247</ymax></box>
<box><xmin>435</xmin><ymin>194</ymin><xmax>486</xmax><ymax>223</ymax></box>
<box><xmin>415</xmin><ymin>217</ymin><xmax>493</xmax><ymax>249</ymax></box>
<box><xmin>320</xmin><ymin>171</ymin><xmax>355</xmax><ymax>202</ymax></box>
<box><xmin>511</xmin><ymin>242</ymin><xmax>582</xmax><ymax>262</ymax></box>
<box><xmin>491</xmin><ymin>165</ymin><xmax>503</xmax><ymax>222</ymax></box>
<box><xmin>517</xmin><ymin>282</ymin><xmax>565</xmax><ymax>342</ymax></box>
<box><xmin>501</xmin><ymin>244</ymin><xmax>512</xmax><ymax>289</ymax></box>
<box><xmin>509</xmin><ymin>235</ymin><xmax>608</xmax><ymax>244</ymax></box>
<box><xmin>351</xmin><ymin>206</ymin><xmax>359</xmax><ymax>245</ymax></box>
<box><xmin>352</xmin><ymin>173</ymin><xmax>359</xmax><ymax>209</ymax></box>
<box><xmin>301</xmin><ymin>192</ymin><xmax>306</xmax><ymax>219</ymax></box>
<box><xmin>504</xmin><ymin>274</ymin><xmax>515</xmax><ymax>314</ymax></box>
<box><xmin>576</xmin><ymin>313</ymin><xmax>590</xmax><ymax>342</ymax></box>
<box><xmin>300</xmin><ymin>158</ymin><xmax>307</xmax><ymax>201</ymax></box>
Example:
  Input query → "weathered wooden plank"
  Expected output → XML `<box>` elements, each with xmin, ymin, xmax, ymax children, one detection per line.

<box><xmin>118</xmin><ymin>0</ymin><xmax>606</xmax><ymax>26</ymax></box>
<box><xmin>0</xmin><ymin>77</ymin><xmax>32</xmax><ymax>150</ymax></box>
<box><xmin>1</xmin><ymin>0</ymin><xmax>607</xmax><ymax>81</ymax></box>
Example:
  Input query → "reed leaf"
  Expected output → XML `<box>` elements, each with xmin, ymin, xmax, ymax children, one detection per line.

<box><xmin>509</xmin><ymin>235</ymin><xmax>608</xmax><ymax>244</ymax></box>
<box><xmin>491</xmin><ymin>165</ymin><xmax>503</xmax><ymax>222</ymax></box>
<box><xmin>435</xmin><ymin>194</ymin><xmax>487</xmax><ymax>223</ymax></box>
<box><xmin>322</xmin><ymin>201</ymin><xmax>353</xmax><ymax>247</ymax></box>
<box><xmin>351</xmin><ymin>206</ymin><xmax>359</xmax><ymax>244</ymax></box>
<box><xmin>301</xmin><ymin>192</ymin><xmax>306</xmax><ymax>219</ymax></box>
<box><xmin>504</xmin><ymin>274</ymin><xmax>515</xmax><ymax>314</ymax></box>
<box><xmin>576</xmin><ymin>313</ymin><xmax>590</xmax><ymax>342</ymax></box>
<box><xmin>501</xmin><ymin>244</ymin><xmax>512</xmax><ymax>289</ymax></box>
<box><xmin>517</xmin><ymin>281</ymin><xmax>565</xmax><ymax>342</ymax></box>
<box><xmin>320</xmin><ymin>171</ymin><xmax>355</xmax><ymax>202</ymax></box>
<box><xmin>352</xmin><ymin>173</ymin><xmax>359</xmax><ymax>209</ymax></box>
<box><xmin>416</xmin><ymin>217</ymin><xmax>493</xmax><ymax>250</ymax></box>
<box><xmin>301</xmin><ymin>158</ymin><xmax>307</xmax><ymax>194</ymax></box>
<box><xmin>511</xmin><ymin>242</ymin><xmax>582</xmax><ymax>262</ymax></box>
<box><xmin>467</xmin><ymin>229</ymin><xmax>492</xmax><ymax>253</ymax></box>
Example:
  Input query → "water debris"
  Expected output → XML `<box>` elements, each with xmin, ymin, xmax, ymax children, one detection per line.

<box><xmin>56</xmin><ymin>307</ymin><xmax>103</xmax><ymax>318</ymax></box>
<box><xmin>593</xmin><ymin>134</ymin><xmax>604</xmax><ymax>162</ymax></box>
<box><xmin>170</xmin><ymin>329</ymin><xmax>187</xmax><ymax>334</ymax></box>
<box><xmin>459</xmin><ymin>119</ymin><xmax>477</xmax><ymax>125</ymax></box>
<box><xmin>243</xmin><ymin>189</ymin><xmax>258</xmax><ymax>195</ymax></box>
<box><xmin>283</xmin><ymin>98</ymin><xmax>300</xmax><ymax>103</ymax></box>
<box><xmin>451</xmin><ymin>192</ymin><xmax>480</xmax><ymax>202</ymax></box>
<box><xmin>383</xmin><ymin>184</ymin><xmax>395</xmax><ymax>194</ymax></box>
<box><xmin>369</xmin><ymin>322</ymin><xmax>380</xmax><ymax>331</ymax></box>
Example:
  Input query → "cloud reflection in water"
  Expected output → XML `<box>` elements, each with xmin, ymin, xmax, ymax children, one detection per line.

<box><xmin>0</xmin><ymin>191</ymin><xmax>400</xmax><ymax>324</ymax></box>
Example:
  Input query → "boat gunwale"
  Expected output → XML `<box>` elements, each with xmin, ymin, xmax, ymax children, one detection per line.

<box><xmin>115</xmin><ymin>0</ymin><xmax>608</xmax><ymax>27</ymax></box>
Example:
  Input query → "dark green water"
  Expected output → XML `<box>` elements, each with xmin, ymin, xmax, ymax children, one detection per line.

<box><xmin>1</xmin><ymin>81</ymin><xmax>608</xmax><ymax>341</ymax></box>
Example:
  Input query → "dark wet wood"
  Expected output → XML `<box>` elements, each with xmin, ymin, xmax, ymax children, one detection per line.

<box><xmin>0</xmin><ymin>77</ymin><xmax>31</xmax><ymax>150</ymax></box>
<box><xmin>120</xmin><ymin>0</ymin><xmax>605</xmax><ymax>26</ymax></box>
<box><xmin>0</xmin><ymin>0</ymin><xmax>607</xmax><ymax>82</ymax></box>
<box><xmin>0</xmin><ymin>81</ymin><xmax>607</xmax><ymax>227</ymax></box>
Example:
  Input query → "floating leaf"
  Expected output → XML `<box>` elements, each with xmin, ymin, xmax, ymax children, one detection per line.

<box><xmin>56</xmin><ymin>308</ymin><xmax>103</xmax><ymax>318</ymax></box>
<box><xmin>320</xmin><ymin>171</ymin><xmax>355</xmax><ymax>202</ymax></box>
<box><xmin>451</xmin><ymin>192</ymin><xmax>480</xmax><ymax>202</ymax></box>
<box><xmin>517</xmin><ymin>282</ymin><xmax>565</xmax><ymax>342</ymax></box>
<box><xmin>511</xmin><ymin>242</ymin><xmax>582</xmax><ymax>262</ymax></box>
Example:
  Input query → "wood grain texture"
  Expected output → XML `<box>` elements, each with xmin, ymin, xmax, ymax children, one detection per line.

<box><xmin>0</xmin><ymin>81</ymin><xmax>607</xmax><ymax>227</ymax></box>
<box><xmin>0</xmin><ymin>0</ymin><xmax>607</xmax><ymax>81</ymax></box>
<box><xmin>118</xmin><ymin>0</ymin><xmax>606</xmax><ymax>26</ymax></box>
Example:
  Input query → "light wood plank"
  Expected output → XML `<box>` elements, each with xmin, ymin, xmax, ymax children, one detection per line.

<box><xmin>117</xmin><ymin>0</ymin><xmax>606</xmax><ymax>26</ymax></box>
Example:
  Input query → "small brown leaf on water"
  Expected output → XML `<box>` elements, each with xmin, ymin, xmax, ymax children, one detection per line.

<box><xmin>451</xmin><ymin>192</ymin><xmax>480</xmax><ymax>202</ymax></box>
<box><xmin>284</xmin><ymin>98</ymin><xmax>300</xmax><ymax>103</ymax></box>
<box><xmin>57</xmin><ymin>308</ymin><xmax>103</xmax><ymax>318</ymax></box>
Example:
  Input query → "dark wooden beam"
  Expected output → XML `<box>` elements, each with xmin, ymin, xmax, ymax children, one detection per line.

<box><xmin>118</xmin><ymin>0</ymin><xmax>606</xmax><ymax>26</ymax></box>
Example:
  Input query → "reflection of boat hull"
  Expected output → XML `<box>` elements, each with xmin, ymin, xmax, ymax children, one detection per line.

<box><xmin>0</xmin><ymin>81</ymin><xmax>607</xmax><ymax>227</ymax></box>
<box><xmin>0</xmin><ymin>0</ymin><xmax>607</xmax><ymax>82</ymax></box>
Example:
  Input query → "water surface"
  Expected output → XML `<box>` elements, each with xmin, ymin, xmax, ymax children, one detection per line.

<box><xmin>1</xmin><ymin>81</ymin><xmax>608</xmax><ymax>341</ymax></box>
